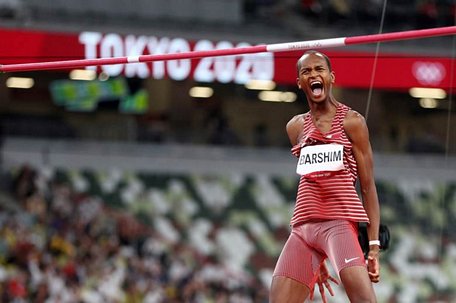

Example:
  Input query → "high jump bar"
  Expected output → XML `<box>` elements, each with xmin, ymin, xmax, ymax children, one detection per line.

<box><xmin>1</xmin><ymin>26</ymin><xmax>455</xmax><ymax>73</ymax></box>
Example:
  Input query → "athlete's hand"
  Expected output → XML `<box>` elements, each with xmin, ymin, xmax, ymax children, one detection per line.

<box><xmin>367</xmin><ymin>248</ymin><xmax>380</xmax><ymax>283</ymax></box>
<box><xmin>310</xmin><ymin>262</ymin><xmax>339</xmax><ymax>303</ymax></box>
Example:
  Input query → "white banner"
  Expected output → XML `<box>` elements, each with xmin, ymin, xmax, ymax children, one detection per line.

<box><xmin>296</xmin><ymin>144</ymin><xmax>344</xmax><ymax>176</ymax></box>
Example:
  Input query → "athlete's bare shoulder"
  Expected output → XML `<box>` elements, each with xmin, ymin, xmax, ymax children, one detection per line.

<box><xmin>286</xmin><ymin>113</ymin><xmax>308</xmax><ymax>146</ymax></box>
<box><xmin>287</xmin><ymin>113</ymin><xmax>305</xmax><ymax>127</ymax></box>
<box><xmin>344</xmin><ymin>109</ymin><xmax>366</xmax><ymax>129</ymax></box>
<box><xmin>343</xmin><ymin>109</ymin><xmax>368</xmax><ymax>141</ymax></box>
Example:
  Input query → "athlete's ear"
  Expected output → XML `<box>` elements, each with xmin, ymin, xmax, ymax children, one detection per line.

<box><xmin>330</xmin><ymin>71</ymin><xmax>335</xmax><ymax>83</ymax></box>
<box><xmin>296</xmin><ymin>77</ymin><xmax>301</xmax><ymax>89</ymax></box>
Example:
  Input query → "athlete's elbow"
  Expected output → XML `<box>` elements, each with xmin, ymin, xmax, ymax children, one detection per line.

<box><xmin>360</xmin><ymin>184</ymin><xmax>376</xmax><ymax>198</ymax></box>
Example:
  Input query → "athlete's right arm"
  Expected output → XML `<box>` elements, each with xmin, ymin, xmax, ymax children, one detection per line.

<box><xmin>286</xmin><ymin>114</ymin><xmax>304</xmax><ymax>146</ymax></box>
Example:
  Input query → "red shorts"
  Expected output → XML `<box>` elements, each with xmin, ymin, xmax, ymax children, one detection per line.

<box><xmin>272</xmin><ymin>220</ymin><xmax>366</xmax><ymax>288</ymax></box>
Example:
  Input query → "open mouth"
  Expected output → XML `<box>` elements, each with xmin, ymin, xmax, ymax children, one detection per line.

<box><xmin>310</xmin><ymin>81</ymin><xmax>323</xmax><ymax>96</ymax></box>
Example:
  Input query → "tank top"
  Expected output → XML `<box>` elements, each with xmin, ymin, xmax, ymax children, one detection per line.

<box><xmin>290</xmin><ymin>103</ymin><xmax>369</xmax><ymax>226</ymax></box>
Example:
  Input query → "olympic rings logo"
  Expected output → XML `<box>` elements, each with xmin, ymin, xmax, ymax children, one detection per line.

<box><xmin>412</xmin><ymin>62</ymin><xmax>446</xmax><ymax>86</ymax></box>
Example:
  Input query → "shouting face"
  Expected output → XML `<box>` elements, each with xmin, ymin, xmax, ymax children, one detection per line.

<box><xmin>296</xmin><ymin>52</ymin><xmax>335</xmax><ymax>103</ymax></box>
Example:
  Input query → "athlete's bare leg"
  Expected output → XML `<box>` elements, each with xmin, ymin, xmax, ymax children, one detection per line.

<box><xmin>339</xmin><ymin>266</ymin><xmax>377</xmax><ymax>303</ymax></box>
<box><xmin>269</xmin><ymin>276</ymin><xmax>310</xmax><ymax>303</ymax></box>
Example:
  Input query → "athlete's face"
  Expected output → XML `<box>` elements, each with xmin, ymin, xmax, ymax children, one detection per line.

<box><xmin>296</xmin><ymin>53</ymin><xmax>335</xmax><ymax>103</ymax></box>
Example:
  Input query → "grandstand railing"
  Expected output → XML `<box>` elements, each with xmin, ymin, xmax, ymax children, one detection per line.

<box><xmin>2</xmin><ymin>137</ymin><xmax>455</xmax><ymax>181</ymax></box>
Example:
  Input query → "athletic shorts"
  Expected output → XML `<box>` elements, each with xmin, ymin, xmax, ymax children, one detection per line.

<box><xmin>272</xmin><ymin>219</ymin><xmax>366</xmax><ymax>288</ymax></box>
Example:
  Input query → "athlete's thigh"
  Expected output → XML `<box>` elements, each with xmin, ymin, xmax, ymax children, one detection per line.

<box><xmin>271</xmin><ymin>229</ymin><xmax>323</xmax><ymax>302</ymax></box>
<box><xmin>323</xmin><ymin>220</ymin><xmax>366</xmax><ymax>274</ymax></box>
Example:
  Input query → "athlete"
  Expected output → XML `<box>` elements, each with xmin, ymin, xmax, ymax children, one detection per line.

<box><xmin>270</xmin><ymin>50</ymin><xmax>381</xmax><ymax>303</ymax></box>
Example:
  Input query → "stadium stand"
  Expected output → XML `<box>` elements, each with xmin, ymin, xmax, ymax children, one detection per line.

<box><xmin>0</xmin><ymin>158</ymin><xmax>455</xmax><ymax>302</ymax></box>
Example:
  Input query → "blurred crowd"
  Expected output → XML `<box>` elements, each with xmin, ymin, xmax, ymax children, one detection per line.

<box><xmin>0</xmin><ymin>165</ymin><xmax>269</xmax><ymax>303</ymax></box>
<box><xmin>1</xmin><ymin>162</ymin><xmax>456</xmax><ymax>302</ymax></box>
<box><xmin>245</xmin><ymin>0</ymin><xmax>456</xmax><ymax>30</ymax></box>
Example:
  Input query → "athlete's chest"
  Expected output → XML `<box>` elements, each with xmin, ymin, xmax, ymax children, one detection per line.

<box><xmin>312</xmin><ymin>115</ymin><xmax>333</xmax><ymax>134</ymax></box>
<box><xmin>300</xmin><ymin>114</ymin><xmax>341</xmax><ymax>144</ymax></box>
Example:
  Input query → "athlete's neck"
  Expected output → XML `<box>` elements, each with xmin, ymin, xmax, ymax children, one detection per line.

<box><xmin>309</xmin><ymin>96</ymin><xmax>339</xmax><ymax>116</ymax></box>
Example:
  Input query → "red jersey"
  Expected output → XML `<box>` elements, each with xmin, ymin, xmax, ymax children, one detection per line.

<box><xmin>290</xmin><ymin>103</ymin><xmax>369</xmax><ymax>226</ymax></box>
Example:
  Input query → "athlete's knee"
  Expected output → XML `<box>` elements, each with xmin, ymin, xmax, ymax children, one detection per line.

<box><xmin>350</xmin><ymin>298</ymin><xmax>377</xmax><ymax>303</ymax></box>
<box><xmin>340</xmin><ymin>266</ymin><xmax>376</xmax><ymax>303</ymax></box>
<box><xmin>347</xmin><ymin>293</ymin><xmax>377</xmax><ymax>303</ymax></box>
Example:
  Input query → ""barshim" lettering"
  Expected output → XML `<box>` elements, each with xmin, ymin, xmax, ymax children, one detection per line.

<box><xmin>299</xmin><ymin>150</ymin><xmax>342</xmax><ymax>165</ymax></box>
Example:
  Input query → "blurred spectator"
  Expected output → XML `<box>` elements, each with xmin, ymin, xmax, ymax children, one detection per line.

<box><xmin>207</xmin><ymin>112</ymin><xmax>241</xmax><ymax>146</ymax></box>
<box><xmin>299</xmin><ymin>0</ymin><xmax>322</xmax><ymax>18</ymax></box>
<box><xmin>12</xmin><ymin>164</ymin><xmax>36</xmax><ymax>203</ymax></box>
<box><xmin>416</xmin><ymin>0</ymin><xmax>439</xmax><ymax>29</ymax></box>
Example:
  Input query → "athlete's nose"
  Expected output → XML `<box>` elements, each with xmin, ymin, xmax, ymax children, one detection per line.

<box><xmin>309</xmin><ymin>68</ymin><xmax>319</xmax><ymax>77</ymax></box>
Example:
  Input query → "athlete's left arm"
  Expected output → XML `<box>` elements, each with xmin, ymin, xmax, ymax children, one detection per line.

<box><xmin>344</xmin><ymin>110</ymin><xmax>381</xmax><ymax>283</ymax></box>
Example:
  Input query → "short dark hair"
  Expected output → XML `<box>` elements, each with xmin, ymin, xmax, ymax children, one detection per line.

<box><xmin>296</xmin><ymin>50</ymin><xmax>332</xmax><ymax>75</ymax></box>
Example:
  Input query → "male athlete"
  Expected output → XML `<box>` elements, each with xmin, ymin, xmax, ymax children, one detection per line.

<box><xmin>270</xmin><ymin>50</ymin><xmax>381</xmax><ymax>302</ymax></box>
